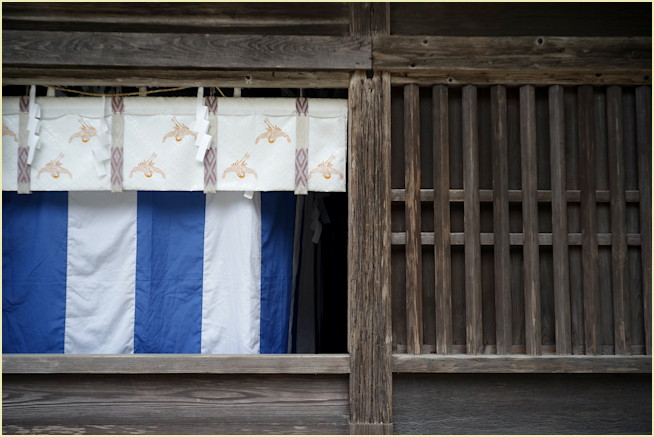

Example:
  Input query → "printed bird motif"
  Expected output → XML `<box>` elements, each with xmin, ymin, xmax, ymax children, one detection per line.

<box><xmin>309</xmin><ymin>154</ymin><xmax>344</xmax><ymax>180</ymax></box>
<box><xmin>222</xmin><ymin>153</ymin><xmax>258</xmax><ymax>179</ymax></box>
<box><xmin>255</xmin><ymin>118</ymin><xmax>291</xmax><ymax>144</ymax></box>
<box><xmin>68</xmin><ymin>117</ymin><xmax>97</xmax><ymax>143</ymax></box>
<box><xmin>162</xmin><ymin>116</ymin><xmax>197</xmax><ymax>143</ymax></box>
<box><xmin>37</xmin><ymin>153</ymin><xmax>73</xmax><ymax>179</ymax></box>
<box><xmin>129</xmin><ymin>152</ymin><xmax>166</xmax><ymax>179</ymax></box>
<box><xmin>2</xmin><ymin>123</ymin><xmax>18</xmax><ymax>142</ymax></box>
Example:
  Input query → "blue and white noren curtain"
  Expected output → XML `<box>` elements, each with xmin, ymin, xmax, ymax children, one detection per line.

<box><xmin>2</xmin><ymin>190</ymin><xmax>295</xmax><ymax>354</ymax></box>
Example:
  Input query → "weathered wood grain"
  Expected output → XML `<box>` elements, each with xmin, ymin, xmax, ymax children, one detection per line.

<box><xmin>390</xmin><ymin>232</ymin><xmax>642</xmax><ymax>247</ymax></box>
<box><xmin>549</xmin><ymin>85</ymin><xmax>572</xmax><ymax>355</ymax></box>
<box><xmin>578</xmin><ymin>85</ymin><xmax>601</xmax><ymax>355</ymax></box>
<box><xmin>347</xmin><ymin>70</ymin><xmax>392</xmax><ymax>428</ymax></box>
<box><xmin>391</xmin><ymin>354</ymin><xmax>652</xmax><ymax>373</ymax></box>
<box><xmin>1</xmin><ymin>354</ymin><xmax>350</xmax><ymax>375</ymax></box>
<box><xmin>390</xmin><ymin>188</ymin><xmax>640</xmax><ymax>203</ymax></box>
<box><xmin>433</xmin><ymin>85</ymin><xmax>452</xmax><ymax>355</ymax></box>
<box><xmin>462</xmin><ymin>85</ymin><xmax>483</xmax><ymax>355</ymax></box>
<box><xmin>635</xmin><ymin>86</ymin><xmax>652</xmax><ymax>356</ymax></box>
<box><xmin>3</xmin><ymin>374</ymin><xmax>349</xmax><ymax>435</ymax></box>
<box><xmin>3</xmin><ymin>30</ymin><xmax>371</xmax><ymax>70</ymax></box>
<box><xmin>2</xmin><ymin>2</ymin><xmax>350</xmax><ymax>35</ymax></box>
<box><xmin>520</xmin><ymin>85</ymin><xmax>541</xmax><ymax>356</ymax></box>
<box><xmin>390</xmin><ymin>72</ymin><xmax>652</xmax><ymax>87</ymax></box>
<box><xmin>491</xmin><ymin>85</ymin><xmax>512</xmax><ymax>355</ymax></box>
<box><xmin>373</xmin><ymin>36</ymin><xmax>651</xmax><ymax>75</ymax></box>
<box><xmin>393</xmin><ymin>373</ymin><xmax>652</xmax><ymax>434</ymax></box>
<box><xmin>607</xmin><ymin>86</ymin><xmax>630</xmax><ymax>355</ymax></box>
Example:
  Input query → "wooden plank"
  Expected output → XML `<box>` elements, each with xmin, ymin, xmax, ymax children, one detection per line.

<box><xmin>373</xmin><ymin>36</ymin><xmax>651</xmax><ymax>74</ymax></box>
<box><xmin>3</xmin><ymin>30</ymin><xmax>372</xmax><ymax>70</ymax></box>
<box><xmin>392</xmin><ymin>354</ymin><xmax>652</xmax><ymax>373</ymax></box>
<box><xmin>391</xmin><ymin>72</ymin><xmax>652</xmax><ymax>87</ymax></box>
<box><xmin>404</xmin><ymin>83</ymin><xmax>423</xmax><ymax>354</ymax></box>
<box><xmin>391</xmin><ymin>188</ymin><xmax>641</xmax><ymax>203</ymax></box>
<box><xmin>3</xmin><ymin>374</ymin><xmax>349</xmax><ymax>434</ymax></box>
<box><xmin>462</xmin><ymin>85</ymin><xmax>482</xmax><ymax>355</ymax></box>
<box><xmin>433</xmin><ymin>85</ymin><xmax>452</xmax><ymax>355</ymax></box>
<box><xmin>635</xmin><ymin>86</ymin><xmax>652</xmax><ymax>355</ymax></box>
<box><xmin>390</xmin><ymin>232</ymin><xmax>642</xmax><ymax>247</ymax></box>
<box><xmin>607</xmin><ymin>86</ymin><xmax>630</xmax><ymax>355</ymax></box>
<box><xmin>350</xmin><ymin>423</ymin><xmax>394</xmax><ymax>435</ymax></box>
<box><xmin>491</xmin><ymin>85</ymin><xmax>512</xmax><ymax>355</ymax></box>
<box><xmin>1</xmin><ymin>354</ymin><xmax>351</xmax><ymax>375</ymax></box>
<box><xmin>2</xmin><ymin>2</ymin><xmax>350</xmax><ymax>35</ymax></box>
<box><xmin>520</xmin><ymin>85</ymin><xmax>541</xmax><ymax>356</ymax></box>
<box><xmin>549</xmin><ymin>85</ymin><xmax>572</xmax><ymax>355</ymax></box>
<box><xmin>578</xmin><ymin>85</ymin><xmax>601</xmax><ymax>355</ymax></box>
<box><xmin>347</xmin><ymin>70</ymin><xmax>392</xmax><ymax>428</ymax></box>
<box><xmin>2</xmin><ymin>67</ymin><xmax>351</xmax><ymax>88</ymax></box>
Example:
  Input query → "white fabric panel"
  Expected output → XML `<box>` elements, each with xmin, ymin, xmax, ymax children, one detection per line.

<box><xmin>201</xmin><ymin>192</ymin><xmax>261</xmax><ymax>354</ymax></box>
<box><xmin>216</xmin><ymin>98</ymin><xmax>297</xmax><ymax>116</ymax></box>
<box><xmin>2</xmin><ymin>98</ymin><xmax>20</xmax><ymax>191</ymax></box>
<box><xmin>64</xmin><ymin>191</ymin><xmax>137</xmax><ymax>353</ymax></box>
<box><xmin>307</xmin><ymin>115</ymin><xmax>347</xmax><ymax>192</ymax></box>
<box><xmin>31</xmin><ymin>97</ymin><xmax>112</xmax><ymax>191</ymax></box>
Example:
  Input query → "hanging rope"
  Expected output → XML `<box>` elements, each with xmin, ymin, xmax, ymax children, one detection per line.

<box><xmin>43</xmin><ymin>85</ymin><xmax>194</xmax><ymax>97</ymax></box>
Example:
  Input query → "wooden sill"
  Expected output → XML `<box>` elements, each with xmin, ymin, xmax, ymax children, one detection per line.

<box><xmin>392</xmin><ymin>354</ymin><xmax>652</xmax><ymax>374</ymax></box>
<box><xmin>2</xmin><ymin>354</ymin><xmax>351</xmax><ymax>374</ymax></box>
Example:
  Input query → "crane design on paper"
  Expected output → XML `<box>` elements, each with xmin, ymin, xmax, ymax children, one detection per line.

<box><xmin>255</xmin><ymin>118</ymin><xmax>291</xmax><ymax>144</ymax></box>
<box><xmin>309</xmin><ymin>154</ymin><xmax>344</xmax><ymax>180</ymax></box>
<box><xmin>68</xmin><ymin>118</ymin><xmax>97</xmax><ymax>143</ymax></box>
<box><xmin>222</xmin><ymin>153</ymin><xmax>259</xmax><ymax>179</ymax></box>
<box><xmin>37</xmin><ymin>153</ymin><xmax>73</xmax><ymax>179</ymax></box>
<box><xmin>162</xmin><ymin>116</ymin><xmax>197</xmax><ymax>143</ymax></box>
<box><xmin>2</xmin><ymin>123</ymin><xmax>18</xmax><ymax>142</ymax></box>
<box><xmin>129</xmin><ymin>153</ymin><xmax>166</xmax><ymax>179</ymax></box>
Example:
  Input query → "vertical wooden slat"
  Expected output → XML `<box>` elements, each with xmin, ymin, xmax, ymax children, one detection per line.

<box><xmin>606</xmin><ymin>86</ymin><xmax>630</xmax><ymax>355</ymax></box>
<box><xmin>635</xmin><ymin>86</ymin><xmax>652</xmax><ymax>356</ymax></box>
<box><xmin>433</xmin><ymin>85</ymin><xmax>452</xmax><ymax>355</ymax></box>
<box><xmin>404</xmin><ymin>83</ymin><xmax>423</xmax><ymax>355</ymax></box>
<box><xmin>549</xmin><ymin>85</ymin><xmax>572</xmax><ymax>355</ymax></box>
<box><xmin>578</xmin><ymin>85</ymin><xmax>600</xmax><ymax>356</ymax></box>
<box><xmin>520</xmin><ymin>85</ymin><xmax>541</xmax><ymax>356</ymax></box>
<box><xmin>491</xmin><ymin>85</ymin><xmax>512</xmax><ymax>355</ymax></box>
<box><xmin>462</xmin><ymin>85</ymin><xmax>483</xmax><ymax>355</ymax></box>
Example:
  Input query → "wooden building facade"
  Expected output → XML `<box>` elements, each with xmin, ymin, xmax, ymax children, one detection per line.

<box><xmin>2</xmin><ymin>2</ymin><xmax>652</xmax><ymax>434</ymax></box>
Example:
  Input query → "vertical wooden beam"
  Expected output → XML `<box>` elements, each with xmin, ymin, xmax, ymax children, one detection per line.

<box><xmin>462</xmin><ymin>85</ymin><xmax>483</xmax><ymax>355</ymax></box>
<box><xmin>578</xmin><ymin>85</ymin><xmax>600</xmax><ymax>356</ymax></box>
<box><xmin>635</xmin><ymin>86</ymin><xmax>652</xmax><ymax>356</ymax></box>
<box><xmin>491</xmin><ymin>85</ymin><xmax>512</xmax><ymax>355</ymax></box>
<box><xmin>606</xmin><ymin>86</ymin><xmax>630</xmax><ymax>355</ymax></box>
<box><xmin>433</xmin><ymin>85</ymin><xmax>452</xmax><ymax>355</ymax></box>
<box><xmin>404</xmin><ymin>83</ymin><xmax>423</xmax><ymax>354</ymax></box>
<box><xmin>349</xmin><ymin>3</ymin><xmax>392</xmax><ymax>435</ymax></box>
<box><xmin>520</xmin><ymin>85</ymin><xmax>541</xmax><ymax>356</ymax></box>
<box><xmin>549</xmin><ymin>85</ymin><xmax>572</xmax><ymax>355</ymax></box>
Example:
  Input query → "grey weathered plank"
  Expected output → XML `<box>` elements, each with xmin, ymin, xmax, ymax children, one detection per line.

<box><xmin>2</xmin><ymin>67</ymin><xmax>351</xmax><ymax>88</ymax></box>
<box><xmin>3</xmin><ymin>30</ymin><xmax>372</xmax><ymax>70</ymax></box>
<box><xmin>635</xmin><ymin>86</ymin><xmax>652</xmax><ymax>356</ymax></box>
<box><xmin>607</xmin><ymin>86</ymin><xmax>630</xmax><ymax>355</ymax></box>
<box><xmin>578</xmin><ymin>85</ymin><xmax>601</xmax><ymax>355</ymax></box>
<box><xmin>462</xmin><ymin>85</ymin><xmax>483</xmax><ymax>355</ymax></box>
<box><xmin>390</xmin><ymin>188</ymin><xmax>640</xmax><ymax>203</ymax></box>
<box><xmin>390</xmin><ymin>72</ymin><xmax>651</xmax><ymax>87</ymax></box>
<box><xmin>520</xmin><ymin>85</ymin><xmax>541</xmax><ymax>356</ymax></box>
<box><xmin>391</xmin><ymin>354</ymin><xmax>652</xmax><ymax>373</ymax></box>
<box><xmin>390</xmin><ymin>232</ymin><xmax>642</xmax><ymax>247</ymax></box>
<box><xmin>1</xmin><ymin>354</ymin><xmax>350</xmax><ymax>375</ymax></box>
<box><xmin>549</xmin><ymin>85</ymin><xmax>572</xmax><ymax>355</ymax></box>
<box><xmin>404</xmin><ymin>83</ymin><xmax>423</xmax><ymax>355</ymax></box>
<box><xmin>491</xmin><ymin>85</ymin><xmax>512</xmax><ymax>355</ymax></box>
<box><xmin>347</xmin><ymin>70</ymin><xmax>392</xmax><ymax>428</ymax></box>
<box><xmin>433</xmin><ymin>85</ymin><xmax>452</xmax><ymax>355</ymax></box>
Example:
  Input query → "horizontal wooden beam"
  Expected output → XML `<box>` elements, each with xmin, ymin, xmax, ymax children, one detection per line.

<box><xmin>374</xmin><ymin>35</ymin><xmax>651</xmax><ymax>78</ymax></box>
<box><xmin>390</xmin><ymin>188</ymin><xmax>640</xmax><ymax>203</ymax></box>
<box><xmin>3</xmin><ymin>30</ymin><xmax>372</xmax><ymax>70</ymax></box>
<box><xmin>391</xmin><ymin>72</ymin><xmax>651</xmax><ymax>86</ymax></box>
<box><xmin>2</xmin><ymin>67</ymin><xmax>351</xmax><ymax>88</ymax></box>
<box><xmin>391</xmin><ymin>232</ymin><xmax>642</xmax><ymax>246</ymax></box>
<box><xmin>2</xmin><ymin>354</ymin><xmax>351</xmax><ymax>374</ymax></box>
<box><xmin>392</xmin><ymin>354</ymin><xmax>652</xmax><ymax>373</ymax></box>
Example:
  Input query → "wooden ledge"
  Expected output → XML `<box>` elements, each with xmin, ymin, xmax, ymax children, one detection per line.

<box><xmin>2</xmin><ymin>354</ymin><xmax>351</xmax><ymax>374</ymax></box>
<box><xmin>392</xmin><ymin>354</ymin><xmax>652</xmax><ymax>373</ymax></box>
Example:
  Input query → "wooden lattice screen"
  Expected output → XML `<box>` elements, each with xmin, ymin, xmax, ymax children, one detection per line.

<box><xmin>391</xmin><ymin>84</ymin><xmax>652</xmax><ymax>357</ymax></box>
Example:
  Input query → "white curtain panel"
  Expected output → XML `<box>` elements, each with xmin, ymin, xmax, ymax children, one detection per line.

<box><xmin>2</xmin><ymin>96</ymin><xmax>347</xmax><ymax>193</ymax></box>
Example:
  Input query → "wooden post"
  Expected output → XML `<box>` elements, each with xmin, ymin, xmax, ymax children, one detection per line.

<box><xmin>348</xmin><ymin>3</ymin><xmax>392</xmax><ymax>435</ymax></box>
